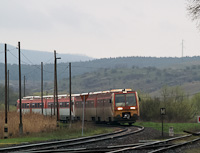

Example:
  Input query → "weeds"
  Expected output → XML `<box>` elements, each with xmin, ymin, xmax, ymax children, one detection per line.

<box><xmin>0</xmin><ymin>111</ymin><xmax>57</xmax><ymax>139</ymax></box>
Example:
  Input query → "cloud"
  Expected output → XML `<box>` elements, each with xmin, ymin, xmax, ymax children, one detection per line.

<box><xmin>0</xmin><ymin>0</ymin><xmax>200</xmax><ymax>58</ymax></box>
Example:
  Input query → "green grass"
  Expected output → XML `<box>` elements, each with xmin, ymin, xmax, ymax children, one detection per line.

<box><xmin>0</xmin><ymin>122</ymin><xmax>114</xmax><ymax>146</ymax></box>
<box><xmin>134</xmin><ymin>122</ymin><xmax>200</xmax><ymax>134</ymax></box>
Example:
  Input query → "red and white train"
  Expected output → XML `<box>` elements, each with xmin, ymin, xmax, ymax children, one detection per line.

<box><xmin>17</xmin><ymin>89</ymin><xmax>140</xmax><ymax>124</ymax></box>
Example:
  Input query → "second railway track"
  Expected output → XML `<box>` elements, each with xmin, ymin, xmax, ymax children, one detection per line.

<box><xmin>0</xmin><ymin>125</ymin><xmax>144</xmax><ymax>153</ymax></box>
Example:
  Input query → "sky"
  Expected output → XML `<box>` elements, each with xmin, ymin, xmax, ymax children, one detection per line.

<box><xmin>1</xmin><ymin>0</ymin><xmax>200</xmax><ymax>59</ymax></box>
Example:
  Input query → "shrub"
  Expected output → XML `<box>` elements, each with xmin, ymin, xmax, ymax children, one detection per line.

<box><xmin>140</xmin><ymin>86</ymin><xmax>196</xmax><ymax>122</ymax></box>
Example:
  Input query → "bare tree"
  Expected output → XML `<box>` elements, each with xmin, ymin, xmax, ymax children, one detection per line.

<box><xmin>187</xmin><ymin>0</ymin><xmax>200</xmax><ymax>28</ymax></box>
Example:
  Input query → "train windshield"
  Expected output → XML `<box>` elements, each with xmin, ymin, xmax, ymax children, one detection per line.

<box><xmin>115</xmin><ymin>93</ymin><xmax>136</xmax><ymax>107</ymax></box>
<box><xmin>115</xmin><ymin>94</ymin><xmax>126</xmax><ymax>107</ymax></box>
<box><xmin>126</xmin><ymin>93</ymin><xmax>136</xmax><ymax>106</ymax></box>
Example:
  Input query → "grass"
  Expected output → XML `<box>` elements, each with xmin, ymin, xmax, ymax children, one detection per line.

<box><xmin>0</xmin><ymin>111</ymin><xmax>57</xmax><ymax>139</ymax></box>
<box><xmin>0</xmin><ymin>122</ymin><xmax>114</xmax><ymax>146</ymax></box>
<box><xmin>134</xmin><ymin>121</ymin><xmax>200</xmax><ymax>134</ymax></box>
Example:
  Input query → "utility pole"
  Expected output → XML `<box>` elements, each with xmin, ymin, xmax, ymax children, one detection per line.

<box><xmin>24</xmin><ymin>76</ymin><xmax>25</xmax><ymax>97</ymax></box>
<box><xmin>69</xmin><ymin>63</ymin><xmax>72</xmax><ymax>122</ymax></box>
<box><xmin>54</xmin><ymin>50</ymin><xmax>61</xmax><ymax>124</ymax></box>
<box><xmin>8</xmin><ymin>70</ymin><xmax>9</xmax><ymax>112</ymax></box>
<box><xmin>55</xmin><ymin>59</ymin><xmax>59</xmax><ymax>122</ymax></box>
<box><xmin>4</xmin><ymin>43</ymin><xmax>8</xmax><ymax>139</ymax></box>
<box><xmin>54</xmin><ymin>51</ymin><xmax>56</xmax><ymax>115</ymax></box>
<box><xmin>18</xmin><ymin>42</ymin><xmax>23</xmax><ymax>135</ymax></box>
<box><xmin>41</xmin><ymin>62</ymin><xmax>43</xmax><ymax>115</ymax></box>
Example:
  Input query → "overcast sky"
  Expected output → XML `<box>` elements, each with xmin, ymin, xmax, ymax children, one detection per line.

<box><xmin>1</xmin><ymin>0</ymin><xmax>200</xmax><ymax>58</ymax></box>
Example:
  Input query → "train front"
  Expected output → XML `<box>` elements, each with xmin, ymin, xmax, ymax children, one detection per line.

<box><xmin>113</xmin><ymin>90</ymin><xmax>140</xmax><ymax>125</ymax></box>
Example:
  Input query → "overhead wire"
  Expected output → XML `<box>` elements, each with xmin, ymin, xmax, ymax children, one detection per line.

<box><xmin>71</xmin><ymin>65</ymin><xmax>98</xmax><ymax>69</ymax></box>
<box><xmin>58</xmin><ymin>65</ymin><xmax>69</xmax><ymax>76</ymax></box>
<box><xmin>7</xmin><ymin>48</ymin><xmax>54</xmax><ymax>82</ymax></box>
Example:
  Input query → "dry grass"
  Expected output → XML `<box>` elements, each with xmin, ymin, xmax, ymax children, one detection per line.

<box><xmin>0</xmin><ymin>111</ymin><xmax>57</xmax><ymax>138</ymax></box>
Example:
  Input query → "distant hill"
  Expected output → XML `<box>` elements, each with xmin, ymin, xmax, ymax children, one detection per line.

<box><xmin>0</xmin><ymin>44</ymin><xmax>94</xmax><ymax>64</ymax></box>
<box><xmin>1</xmin><ymin>50</ymin><xmax>200</xmax><ymax>97</ymax></box>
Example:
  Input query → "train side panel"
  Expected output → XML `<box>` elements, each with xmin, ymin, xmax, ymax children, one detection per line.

<box><xmin>96</xmin><ymin>93</ymin><xmax>112</xmax><ymax>122</ymax></box>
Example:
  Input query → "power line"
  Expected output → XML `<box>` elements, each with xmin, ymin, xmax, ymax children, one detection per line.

<box><xmin>72</xmin><ymin>65</ymin><xmax>99</xmax><ymax>69</ymax></box>
<box><xmin>8</xmin><ymin>47</ymin><xmax>17</xmax><ymax>52</ymax></box>
<box><xmin>58</xmin><ymin>66</ymin><xmax>69</xmax><ymax>76</ymax></box>
<box><xmin>44</xmin><ymin>57</ymin><xmax>54</xmax><ymax>64</ymax></box>
<box><xmin>21</xmin><ymin>51</ymin><xmax>37</xmax><ymax>65</ymax></box>
<box><xmin>8</xmin><ymin>50</ymin><xmax>54</xmax><ymax>75</ymax></box>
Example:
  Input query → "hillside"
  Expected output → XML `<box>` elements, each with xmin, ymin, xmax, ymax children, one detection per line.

<box><xmin>64</xmin><ymin>65</ymin><xmax>200</xmax><ymax>95</ymax></box>
<box><xmin>1</xmin><ymin>56</ymin><xmax>200</xmax><ymax>82</ymax></box>
<box><xmin>0</xmin><ymin>44</ymin><xmax>93</xmax><ymax>65</ymax></box>
<box><xmin>40</xmin><ymin>65</ymin><xmax>200</xmax><ymax>98</ymax></box>
<box><xmin>1</xmin><ymin>56</ymin><xmax>200</xmax><ymax>99</ymax></box>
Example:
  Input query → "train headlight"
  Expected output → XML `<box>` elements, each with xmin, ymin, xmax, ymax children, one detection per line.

<box><xmin>130</xmin><ymin>107</ymin><xmax>136</xmax><ymax>109</ymax></box>
<box><xmin>117</xmin><ymin>107</ymin><xmax>123</xmax><ymax>110</ymax></box>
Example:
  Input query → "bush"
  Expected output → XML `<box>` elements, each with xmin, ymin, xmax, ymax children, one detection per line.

<box><xmin>140</xmin><ymin>86</ymin><xmax>196</xmax><ymax>122</ymax></box>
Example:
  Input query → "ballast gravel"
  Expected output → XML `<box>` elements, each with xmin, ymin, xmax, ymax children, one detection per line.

<box><xmin>73</xmin><ymin>126</ymin><xmax>200</xmax><ymax>153</ymax></box>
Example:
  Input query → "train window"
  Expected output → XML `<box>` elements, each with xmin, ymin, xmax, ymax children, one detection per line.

<box><xmin>48</xmin><ymin>103</ymin><xmax>54</xmax><ymax>108</ymax></box>
<box><xmin>115</xmin><ymin>94</ymin><xmax>125</xmax><ymax>107</ymax></box>
<box><xmin>126</xmin><ymin>93</ymin><xmax>136</xmax><ymax>106</ymax></box>
<box><xmin>48</xmin><ymin>103</ymin><xmax>51</xmax><ymax>108</ymax></box>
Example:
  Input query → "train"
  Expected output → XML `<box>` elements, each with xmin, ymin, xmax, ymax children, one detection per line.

<box><xmin>17</xmin><ymin>89</ymin><xmax>140</xmax><ymax>124</ymax></box>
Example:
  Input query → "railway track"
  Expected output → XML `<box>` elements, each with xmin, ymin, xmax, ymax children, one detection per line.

<box><xmin>24</xmin><ymin>130</ymin><xmax>199</xmax><ymax>153</ymax></box>
<box><xmin>107</xmin><ymin>132</ymin><xmax>200</xmax><ymax>153</ymax></box>
<box><xmin>0</xmin><ymin>125</ymin><xmax>144</xmax><ymax>153</ymax></box>
<box><xmin>10</xmin><ymin>134</ymin><xmax>199</xmax><ymax>153</ymax></box>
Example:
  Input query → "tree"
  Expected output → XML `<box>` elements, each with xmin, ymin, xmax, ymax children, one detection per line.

<box><xmin>187</xmin><ymin>0</ymin><xmax>200</xmax><ymax>28</ymax></box>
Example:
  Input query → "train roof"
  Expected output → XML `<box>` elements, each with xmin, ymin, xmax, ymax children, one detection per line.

<box><xmin>23</xmin><ymin>96</ymin><xmax>40</xmax><ymax>100</ymax></box>
<box><xmin>20</xmin><ymin>89</ymin><xmax>134</xmax><ymax>100</ymax></box>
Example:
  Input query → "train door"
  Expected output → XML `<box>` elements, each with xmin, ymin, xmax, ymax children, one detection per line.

<box><xmin>72</xmin><ymin>97</ymin><xmax>75</xmax><ymax>117</ymax></box>
<box><xmin>102</xmin><ymin>99</ymin><xmax>105</xmax><ymax>121</ymax></box>
<box><xmin>43</xmin><ymin>98</ymin><xmax>47</xmax><ymax>115</ymax></box>
<box><xmin>30</xmin><ymin>100</ymin><xmax>32</xmax><ymax>114</ymax></box>
<box><xmin>104</xmin><ymin>98</ymin><xmax>112</xmax><ymax>122</ymax></box>
<box><xmin>100</xmin><ymin>99</ymin><xmax>104</xmax><ymax>122</ymax></box>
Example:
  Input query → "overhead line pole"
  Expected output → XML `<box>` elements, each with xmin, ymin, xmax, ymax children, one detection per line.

<box><xmin>55</xmin><ymin>59</ymin><xmax>59</xmax><ymax>122</ymax></box>
<box><xmin>8</xmin><ymin>70</ymin><xmax>9</xmax><ymax>112</ymax></box>
<box><xmin>24</xmin><ymin>76</ymin><xmax>25</xmax><ymax>97</ymax></box>
<box><xmin>69</xmin><ymin>62</ymin><xmax>72</xmax><ymax>123</ymax></box>
<box><xmin>4</xmin><ymin>43</ymin><xmax>8</xmax><ymax>139</ymax></box>
<box><xmin>54</xmin><ymin>51</ymin><xmax>56</xmax><ymax>115</ymax></box>
<box><xmin>18</xmin><ymin>42</ymin><xmax>23</xmax><ymax>135</ymax></box>
<box><xmin>54</xmin><ymin>50</ymin><xmax>61</xmax><ymax>125</ymax></box>
<box><xmin>41</xmin><ymin>62</ymin><xmax>43</xmax><ymax>115</ymax></box>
